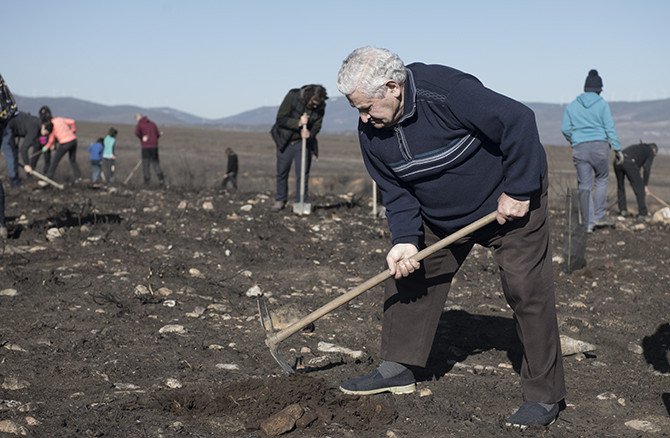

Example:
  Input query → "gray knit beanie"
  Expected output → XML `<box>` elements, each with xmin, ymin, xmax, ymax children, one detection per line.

<box><xmin>584</xmin><ymin>69</ymin><xmax>603</xmax><ymax>93</ymax></box>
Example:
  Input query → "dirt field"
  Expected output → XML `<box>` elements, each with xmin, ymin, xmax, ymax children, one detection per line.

<box><xmin>1</xmin><ymin>124</ymin><xmax>669</xmax><ymax>437</ymax></box>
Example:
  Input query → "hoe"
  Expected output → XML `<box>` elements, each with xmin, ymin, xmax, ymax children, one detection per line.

<box><xmin>259</xmin><ymin>211</ymin><xmax>498</xmax><ymax>373</ymax></box>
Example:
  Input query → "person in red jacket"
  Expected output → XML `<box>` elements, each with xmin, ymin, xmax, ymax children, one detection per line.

<box><xmin>134</xmin><ymin>113</ymin><xmax>165</xmax><ymax>186</ymax></box>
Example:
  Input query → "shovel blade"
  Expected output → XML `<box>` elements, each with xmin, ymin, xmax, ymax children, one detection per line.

<box><xmin>293</xmin><ymin>202</ymin><xmax>311</xmax><ymax>215</ymax></box>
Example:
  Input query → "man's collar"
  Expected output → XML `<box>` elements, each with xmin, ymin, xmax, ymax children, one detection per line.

<box><xmin>398</xmin><ymin>68</ymin><xmax>416</xmax><ymax>124</ymax></box>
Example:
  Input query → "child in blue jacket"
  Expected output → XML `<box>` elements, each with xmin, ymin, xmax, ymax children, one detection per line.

<box><xmin>87</xmin><ymin>138</ymin><xmax>104</xmax><ymax>183</ymax></box>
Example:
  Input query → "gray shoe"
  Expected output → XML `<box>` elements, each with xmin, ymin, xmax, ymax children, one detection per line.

<box><xmin>0</xmin><ymin>225</ymin><xmax>7</xmax><ymax>239</ymax></box>
<box><xmin>271</xmin><ymin>200</ymin><xmax>286</xmax><ymax>211</ymax></box>
<box><xmin>339</xmin><ymin>368</ymin><xmax>416</xmax><ymax>395</ymax></box>
<box><xmin>505</xmin><ymin>402</ymin><xmax>559</xmax><ymax>429</ymax></box>
<box><xmin>594</xmin><ymin>217</ymin><xmax>615</xmax><ymax>228</ymax></box>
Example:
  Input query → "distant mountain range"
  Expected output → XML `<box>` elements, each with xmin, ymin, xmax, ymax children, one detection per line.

<box><xmin>14</xmin><ymin>94</ymin><xmax>669</xmax><ymax>150</ymax></box>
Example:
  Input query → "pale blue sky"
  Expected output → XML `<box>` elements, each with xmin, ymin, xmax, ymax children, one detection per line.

<box><xmin>5</xmin><ymin>0</ymin><xmax>669</xmax><ymax>119</ymax></box>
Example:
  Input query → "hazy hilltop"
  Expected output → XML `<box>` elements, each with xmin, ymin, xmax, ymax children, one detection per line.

<box><xmin>528</xmin><ymin>99</ymin><xmax>670</xmax><ymax>149</ymax></box>
<box><xmin>15</xmin><ymin>94</ymin><xmax>669</xmax><ymax>150</ymax></box>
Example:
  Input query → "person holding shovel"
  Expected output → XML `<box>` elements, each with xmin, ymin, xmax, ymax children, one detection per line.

<box><xmin>8</xmin><ymin>111</ymin><xmax>48</xmax><ymax>176</ymax></box>
<box><xmin>270</xmin><ymin>84</ymin><xmax>327</xmax><ymax>211</ymax></box>
<box><xmin>0</xmin><ymin>73</ymin><xmax>22</xmax><ymax>188</ymax></box>
<box><xmin>336</xmin><ymin>46</ymin><xmax>565</xmax><ymax>429</ymax></box>
<box><xmin>134</xmin><ymin>113</ymin><xmax>165</xmax><ymax>186</ymax></box>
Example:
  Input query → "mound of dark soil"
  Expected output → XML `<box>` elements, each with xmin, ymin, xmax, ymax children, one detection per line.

<box><xmin>1</xmin><ymin>179</ymin><xmax>669</xmax><ymax>437</ymax></box>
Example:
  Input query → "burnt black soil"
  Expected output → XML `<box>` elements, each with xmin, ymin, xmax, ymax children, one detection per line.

<box><xmin>1</xmin><ymin>127</ymin><xmax>669</xmax><ymax>437</ymax></box>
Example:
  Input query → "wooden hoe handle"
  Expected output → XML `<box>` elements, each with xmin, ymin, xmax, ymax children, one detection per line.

<box><xmin>648</xmin><ymin>191</ymin><xmax>670</xmax><ymax>209</ymax></box>
<box><xmin>266</xmin><ymin>211</ymin><xmax>498</xmax><ymax>346</ymax></box>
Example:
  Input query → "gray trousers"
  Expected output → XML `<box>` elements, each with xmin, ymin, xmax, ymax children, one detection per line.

<box><xmin>380</xmin><ymin>177</ymin><xmax>566</xmax><ymax>404</ymax></box>
<box><xmin>572</xmin><ymin>141</ymin><xmax>610</xmax><ymax>229</ymax></box>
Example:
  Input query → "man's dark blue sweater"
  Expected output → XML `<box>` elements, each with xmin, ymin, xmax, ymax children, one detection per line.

<box><xmin>358</xmin><ymin>63</ymin><xmax>547</xmax><ymax>247</ymax></box>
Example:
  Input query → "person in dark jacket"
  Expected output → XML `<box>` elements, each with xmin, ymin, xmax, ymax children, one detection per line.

<box><xmin>336</xmin><ymin>47</ymin><xmax>565</xmax><ymax>429</ymax></box>
<box><xmin>270</xmin><ymin>84</ymin><xmax>327</xmax><ymax>210</ymax></box>
<box><xmin>11</xmin><ymin>112</ymin><xmax>51</xmax><ymax>174</ymax></box>
<box><xmin>0</xmin><ymin>74</ymin><xmax>14</xmax><ymax>236</ymax></box>
<box><xmin>613</xmin><ymin>142</ymin><xmax>658</xmax><ymax>217</ymax></box>
<box><xmin>1</xmin><ymin>74</ymin><xmax>21</xmax><ymax>187</ymax></box>
<box><xmin>221</xmin><ymin>147</ymin><xmax>238</xmax><ymax>190</ymax></box>
<box><xmin>134</xmin><ymin>113</ymin><xmax>165</xmax><ymax>185</ymax></box>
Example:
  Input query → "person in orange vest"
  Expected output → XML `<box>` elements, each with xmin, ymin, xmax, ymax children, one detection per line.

<box><xmin>37</xmin><ymin>105</ymin><xmax>82</xmax><ymax>183</ymax></box>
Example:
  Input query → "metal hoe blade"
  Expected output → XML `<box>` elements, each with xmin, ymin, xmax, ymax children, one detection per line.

<box><xmin>257</xmin><ymin>297</ymin><xmax>296</xmax><ymax>373</ymax></box>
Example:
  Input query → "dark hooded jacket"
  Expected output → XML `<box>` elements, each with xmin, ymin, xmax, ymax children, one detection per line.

<box><xmin>9</xmin><ymin>112</ymin><xmax>41</xmax><ymax>164</ymax></box>
<box><xmin>271</xmin><ymin>86</ymin><xmax>326</xmax><ymax>157</ymax></box>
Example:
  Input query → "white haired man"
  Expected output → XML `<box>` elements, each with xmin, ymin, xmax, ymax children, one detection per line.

<box><xmin>336</xmin><ymin>46</ymin><xmax>565</xmax><ymax>429</ymax></box>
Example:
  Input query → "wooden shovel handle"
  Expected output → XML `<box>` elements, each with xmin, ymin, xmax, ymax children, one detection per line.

<box><xmin>21</xmin><ymin>165</ymin><xmax>64</xmax><ymax>190</ymax></box>
<box><xmin>123</xmin><ymin>159</ymin><xmax>142</xmax><ymax>185</ymax></box>
<box><xmin>267</xmin><ymin>211</ymin><xmax>498</xmax><ymax>346</ymax></box>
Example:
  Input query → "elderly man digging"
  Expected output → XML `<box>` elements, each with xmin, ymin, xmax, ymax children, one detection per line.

<box><xmin>335</xmin><ymin>46</ymin><xmax>566</xmax><ymax>429</ymax></box>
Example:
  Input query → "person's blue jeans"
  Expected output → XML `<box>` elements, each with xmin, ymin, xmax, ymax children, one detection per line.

<box><xmin>0</xmin><ymin>179</ymin><xmax>5</xmax><ymax>227</ymax></box>
<box><xmin>572</xmin><ymin>141</ymin><xmax>610</xmax><ymax>230</ymax></box>
<box><xmin>90</xmin><ymin>160</ymin><xmax>102</xmax><ymax>183</ymax></box>
<box><xmin>275</xmin><ymin>140</ymin><xmax>313</xmax><ymax>203</ymax></box>
<box><xmin>1</xmin><ymin>123</ymin><xmax>20</xmax><ymax>182</ymax></box>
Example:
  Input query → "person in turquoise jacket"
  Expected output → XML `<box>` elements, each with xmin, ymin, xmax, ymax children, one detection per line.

<box><xmin>102</xmin><ymin>127</ymin><xmax>117</xmax><ymax>183</ymax></box>
<box><xmin>561</xmin><ymin>69</ymin><xmax>622</xmax><ymax>232</ymax></box>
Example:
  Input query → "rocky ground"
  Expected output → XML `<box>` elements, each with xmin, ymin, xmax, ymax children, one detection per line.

<box><xmin>0</xmin><ymin>127</ymin><xmax>669</xmax><ymax>437</ymax></box>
